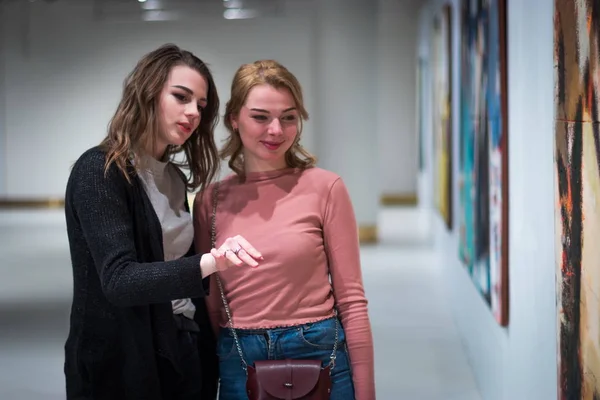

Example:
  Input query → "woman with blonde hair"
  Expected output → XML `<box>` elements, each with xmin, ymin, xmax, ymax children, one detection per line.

<box><xmin>63</xmin><ymin>44</ymin><xmax>261</xmax><ymax>400</ymax></box>
<box><xmin>194</xmin><ymin>60</ymin><xmax>375</xmax><ymax>399</ymax></box>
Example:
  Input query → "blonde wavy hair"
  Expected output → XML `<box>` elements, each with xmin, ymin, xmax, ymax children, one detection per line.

<box><xmin>220</xmin><ymin>60</ymin><xmax>316</xmax><ymax>176</ymax></box>
<box><xmin>100</xmin><ymin>43</ymin><xmax>220</xmax><ymax>193</ymax></box>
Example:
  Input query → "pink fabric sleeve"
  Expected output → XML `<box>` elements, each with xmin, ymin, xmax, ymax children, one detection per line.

<box><xmin>323</xmin><ymin>178</ymin><xmax>376</xmax><ymax>399</ymax></box>
<box><xmin>192</xmin><ymin>187</ymin><xmax>224</xmax><ymax>337</ymax></box>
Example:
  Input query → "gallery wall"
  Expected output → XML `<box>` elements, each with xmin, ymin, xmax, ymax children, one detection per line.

<box><xmin>0</xmin><ymin>0</ymin><xmax>316</xmax><ymax>198</ymax></box>
<box><xmin>419</xmin><ymin>0</ymin><xmax>557</xmax><ymax>399</ymax></box>
<box><xmin>0</xmin><ymin>3</ymin><xmax>5</xmax><ymax>195</ymax></box>
<box><xmin>0</xmin><ymin>0</ymin><xmax>422</xmax><ymax>210</ymax></box>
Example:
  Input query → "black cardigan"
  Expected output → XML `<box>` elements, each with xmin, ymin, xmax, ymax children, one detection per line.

<box><xmin>63</xmin><ymin>146</ymin><xmax>218</xmax><ymax>399</ymax></box>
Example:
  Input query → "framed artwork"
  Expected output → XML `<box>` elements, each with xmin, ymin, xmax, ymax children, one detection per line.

<box><xmin>555</xmin><ymin>1</ymin><xmax>600</xmax><ymax>398</ymax></box>
<box><xmin>431</xmin><ymin>4</ymin><xmax>453</xmax><ymax>230</ymax></box>
<box><xmin>458</xmin><ymin>0</ymin><xmax>508</xmax><ymax>326</ymax></box>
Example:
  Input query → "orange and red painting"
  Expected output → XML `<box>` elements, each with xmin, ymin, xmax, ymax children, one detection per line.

<box><xmin>555</xmin><ymin>1</ymin><xmax>600</xmax><ymax>398</ymax></box>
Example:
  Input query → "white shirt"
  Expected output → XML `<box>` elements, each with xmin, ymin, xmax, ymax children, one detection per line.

<box><xmin>137</xmin><ymin>155</ymin><xmax>196</xmax><ymax>319</ymax></box>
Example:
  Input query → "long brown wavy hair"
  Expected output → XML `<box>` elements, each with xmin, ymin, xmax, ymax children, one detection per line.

<box><xmin>221</xmin><ymin>60</ymin><xmax>316</xmax><ymax>176</ymax></box>
<box><xmin>100</xmin><ymin>43</ymin><xmax>220</xmax><ymax>192</ymax></box>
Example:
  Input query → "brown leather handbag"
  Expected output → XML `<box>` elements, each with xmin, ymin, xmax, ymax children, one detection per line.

<box><xmin>245</xmin><ymin>359</ymin><xmax>332</xmax><ymax>399</ymax></box>
<box><xmin>211</xmin><ymin>183</ymin><xmax>337</xmax><ymax>400</ymax></box>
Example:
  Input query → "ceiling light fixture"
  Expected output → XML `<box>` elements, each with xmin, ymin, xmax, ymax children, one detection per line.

<box><xmin>223</xmin><ymin>8</ymin><xmax>258</xmax><ymax>20</ymax></box>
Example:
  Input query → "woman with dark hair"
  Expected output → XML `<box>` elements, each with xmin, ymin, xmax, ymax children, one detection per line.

<box><xmin>63</xmin><ymin>44</ymin><xmax>262</xmax><ymax>400</ymax></box>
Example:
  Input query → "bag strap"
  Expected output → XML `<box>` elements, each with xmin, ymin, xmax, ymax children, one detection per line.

<box><xmin>211</xmin><ymin>182</ymin><xmax>249</xmax><ymax>372</ymax></box>
<box><xmin>210</xmin><ymin>182</ymin><xmax>339</xmax><ymax>373</ymax></box>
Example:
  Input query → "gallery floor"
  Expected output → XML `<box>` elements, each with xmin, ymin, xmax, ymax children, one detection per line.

<box><xmin>0</xmin><ymin>206</ymin><xmax>482</xmax><ymax>399</ymax></box>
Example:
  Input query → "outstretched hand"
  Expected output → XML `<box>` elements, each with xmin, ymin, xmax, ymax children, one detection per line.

<box><xmin>212</xmin><ymin>235</ymin><xmax>263</xmax><ymax>271</ymax></box>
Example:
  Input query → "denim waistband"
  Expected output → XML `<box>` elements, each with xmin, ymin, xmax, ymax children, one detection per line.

<box><xmin>220</xmin><ymin>316</ymin><xmax>337</xmax><ymax>337</ymax></box>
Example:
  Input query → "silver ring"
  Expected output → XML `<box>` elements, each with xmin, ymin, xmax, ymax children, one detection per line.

<box><xmin>232</xmin><ymin>247</ymin><xmax>242</xmax><ymax>255</ymax></box>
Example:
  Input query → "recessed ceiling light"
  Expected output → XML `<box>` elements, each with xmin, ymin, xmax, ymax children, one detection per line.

<box><xmin>223</xmin><ymin>8</ymin><xmax>257</xmax><ymax>19</ymax></box>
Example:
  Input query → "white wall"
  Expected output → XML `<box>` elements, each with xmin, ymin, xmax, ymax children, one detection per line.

<box><xmin>0</xmin><ymin>3</ymin><xmax>5</xmax><ymax>196</ymax></box>
<box><xmin>312</xmin><ymin>0</ymin><xmax>380</xmax><ymax>227</ymax></box>
<box><xmin>504</xmin><ymin>1</ymin><xmax>556</xmax><ymax>397</ymax></box>
<box><xmin>422</xmin><ymin>0</ymin><xmax>557</xmax><ymax>399</ymax></box>
<box><xmin>415</xmin><ymin>0</ymin><xmax>436</xmax><ymax>234</ymax></box>
<box><xmin>376</xmin><ymin>0</ymin><xmax>420</xmax><ymax>196</ymax></box>
<box><xmin>0</xmin><ymin>0</ymin><xmax>421</xmax><ymax>201</ymax></box>
<box><xmin>0</xmin><ymin>0</ymin><xmax>316</xmax><ymax>197</ymax></box>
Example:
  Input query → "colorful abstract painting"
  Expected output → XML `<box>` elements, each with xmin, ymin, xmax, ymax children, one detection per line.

<box><xmin>431</xmin><ymin>4</ymin><xmax>453</xmax><ymax>230</ymax></box>
<box><xmin>458</xmin><ymin>0</ymin><xmax>508</xmax><ymax>326</ymax></box>
<box><xmin>555</xmin><ymin>1</ymin><xmax>600</xmax><ymax>398</ymax></box>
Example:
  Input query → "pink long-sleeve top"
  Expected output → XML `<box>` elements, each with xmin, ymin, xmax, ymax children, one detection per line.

<box><xmin>193</xmin><ymin>166</ymin><xmax>375</xmax><ymax>399</ymax></box>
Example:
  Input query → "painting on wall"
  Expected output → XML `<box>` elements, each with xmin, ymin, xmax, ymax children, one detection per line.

<box><xmin>458</xmin><ymin>0</ymin><xmax>508</xmax><ymax>326</ymax></box>
<box><xmin>431</xmin><ymin>4</ymin><xmax>453</xmax><ymax>230</ymax></box>
<box><xmin>555</xmin><ymin>1</ymin><xmax>600</xmax><ymax>398</ymax></box>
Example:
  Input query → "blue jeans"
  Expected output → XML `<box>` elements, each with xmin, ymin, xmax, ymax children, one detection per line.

<box><xmin>217</xmin><ymin>317</ymin><xmax>355</xmax><ymax>400</ymax></box>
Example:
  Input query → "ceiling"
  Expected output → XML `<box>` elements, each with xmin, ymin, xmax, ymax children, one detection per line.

<box><xmin>4</xmin><ymin>0</ymin><xmax>287</xmax><ymax>21</ymax></box>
